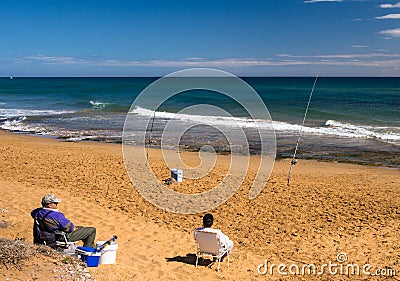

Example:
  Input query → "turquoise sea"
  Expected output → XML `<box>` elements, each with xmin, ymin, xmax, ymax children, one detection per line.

<box><xmin>0</xmin><ymin>77</ymin><xmax>399</xmax><ymax>167</ymax></box>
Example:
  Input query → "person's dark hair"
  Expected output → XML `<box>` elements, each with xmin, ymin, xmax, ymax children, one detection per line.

<box><xmin>203</xmin><ymin>213</ymin><xmax>213</xmax><ymax>228</ymax></box>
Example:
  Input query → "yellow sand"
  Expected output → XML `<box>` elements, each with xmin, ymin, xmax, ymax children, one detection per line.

<box><xmin>0</xmin><ymin>131</ymin><xmax>398</xmax><ymax>280</ymax></box>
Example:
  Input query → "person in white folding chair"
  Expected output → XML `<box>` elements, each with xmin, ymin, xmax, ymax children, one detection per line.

<box><xmin>194</xmin><ymin>213</ymin><xmax>234</xmax><ymax>256</ymax></box>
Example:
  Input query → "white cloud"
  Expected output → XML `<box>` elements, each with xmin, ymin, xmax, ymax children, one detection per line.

<box><xmin>304</xmin><ymin>0</ymin><xmax>343</xmax><ymax>3</ymax></box>
<box><xmin>379</xmin><ymin>28</ymin><xmax>400</xmax><ymax>37</ymax></box>
<box><xmin>277</xmin><ymin>53</ymin><xmax>400</xmax><ymax>59</ymax></box>
<box><xmin>11</xmin><ymin>53</ymin><xmax>400</xmax><ymax>72</ymax></box>
<box><xmin>380</xmin><ymin>2</ymin><xmax>400</xmax><ymax>8</ymax></box>
<box><xmin>16</xmin><ymin>55</ymin><xmax>86</xmax><ymax>64</ymax></box>
<box><xmin>375</xmin><ymin>13</ymin><xmax>400</xmax><ymax>19</ymax></box>
<box><xmin>352</xmin><ymin>45</ymin><xmax>368</xmax><ymax>48</ymax></box>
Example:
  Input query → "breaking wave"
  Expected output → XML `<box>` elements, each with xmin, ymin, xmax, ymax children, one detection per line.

<box><xmin>131</xmin><ymin>107</ymin><xmax>400</xmax><ymax>143</ymax></box>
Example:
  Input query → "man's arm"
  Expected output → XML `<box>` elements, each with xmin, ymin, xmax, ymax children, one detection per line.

<box><xmin>54</xmin><ymin>212</ymin><xmax>74</xmax><ymax>232</ymax></box>
<box><xmin>216</xmin><ymin>230</ymin><xmax>231</xmax><ymax>248</ymax></box>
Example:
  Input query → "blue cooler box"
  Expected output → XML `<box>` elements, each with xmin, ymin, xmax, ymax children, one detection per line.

<box><xmin>75</xmin><ymin>246</ymin><xmax>101</xmax><ymax>267</ymax></box>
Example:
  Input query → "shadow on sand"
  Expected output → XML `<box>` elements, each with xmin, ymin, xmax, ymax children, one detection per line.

<box><xmin>166</xmin><ymin>253</ymin><xmax>214</xmax><ymax>268</ymax></box>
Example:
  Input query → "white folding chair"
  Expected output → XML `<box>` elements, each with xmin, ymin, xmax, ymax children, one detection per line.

<box><xmin>195</xmin><ymin>231</ymin><xmax>230</xmax><ymax>272</ymax></box>
<box><xmin>54</xmin><ymin>231</ymin><xmax>78</xmax><ymax>251</ymax></box>
<box><xmin>33</xmin><ymin>218</ymin><xmax>77</xmax><ymax>251</ymax></box>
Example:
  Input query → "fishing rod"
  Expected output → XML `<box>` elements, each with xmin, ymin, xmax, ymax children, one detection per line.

<box><xmin>96</xmin><ymin>235</ymin><xmax>118</xmax><ymax>251</ymax></box>
<box><xmin>287</xmin><ymin>75</ymin><xmax>318</xmax><ymax>186</ymax></box>
<box><xmin>145</xmin><ymin>110</ymin><xmax>156</xmax><ymax>166</ymax></box>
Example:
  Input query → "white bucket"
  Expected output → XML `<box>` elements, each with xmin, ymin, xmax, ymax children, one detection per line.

<box><xmin>96</xmin><ymin>241</ymin><xmax>118</xmax><ymax>264</ymax></box>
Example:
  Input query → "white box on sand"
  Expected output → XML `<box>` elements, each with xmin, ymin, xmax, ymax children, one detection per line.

<box><xmin>171</xmin><ymin>169</ymin><xmax>183</xmax><ymax>182</ymax></box>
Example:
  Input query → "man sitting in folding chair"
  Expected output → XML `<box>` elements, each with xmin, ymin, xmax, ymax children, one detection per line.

<box><xmin>31</xmin><ymin>194</ymin><xmax>96</xmax><ymax>248</ymax></box>
<box><xmin>194</xmin><ymin>213</ymin><xmax>234</xmax><ymax>271</ymax></box>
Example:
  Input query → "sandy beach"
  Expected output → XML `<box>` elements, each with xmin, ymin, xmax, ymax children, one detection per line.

<box><xmin>0</xmin><ymin>131</ymin><xmax>399</xmax><ymax>280</ymax></box>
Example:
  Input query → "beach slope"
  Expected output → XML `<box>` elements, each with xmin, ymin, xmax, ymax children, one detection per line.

<box><xmin>0</xmin><ymin>131</ymin><xmax>398</xmax><ymax>280</ymax></box>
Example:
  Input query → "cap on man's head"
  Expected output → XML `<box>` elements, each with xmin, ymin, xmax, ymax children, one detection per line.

<box><xmin>41</xmin><ymin>194</ymin><xmax>62</xmax><ymax>206</ymax></box>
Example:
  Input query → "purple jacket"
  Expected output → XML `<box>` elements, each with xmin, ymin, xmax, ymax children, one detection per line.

<box><xmin>31</xmin><ymin>207</ymin><xmax>74</xmax><ymax>233</ymax></box>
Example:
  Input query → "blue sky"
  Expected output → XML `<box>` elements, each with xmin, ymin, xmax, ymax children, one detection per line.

<box><xmin>1</xmin><ymin>0</ymin><xmax>400</xmax><ymax>76</ymax></box>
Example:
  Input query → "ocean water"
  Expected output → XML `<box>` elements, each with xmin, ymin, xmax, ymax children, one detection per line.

<box><xmin>0</xmin><ymin>77</ymin><xmax>399</xmax><ymax>167</ymax></box>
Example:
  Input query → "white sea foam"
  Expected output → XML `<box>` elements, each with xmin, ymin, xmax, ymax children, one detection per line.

<box><xmin>0</xmin><ymin>108</ymin><xmax>74</xmax><ymax>118</ymax></box>
<box><xmin>131</xmin><ymin>106</ymin><xmax>275</xmax><ymax>129</ymax></box>
<box><xmin>271</xmin><ymin>120</ymin><xmax>400</xmax><ymax>141</ymax></box>
<box><xmin>323</xmin><ymin>120</ymin><xmax>400</xmax><ymax>141</ymax></box>
<box><xmin>0</xmin><ymin>116</ymin><xmax>40</xmax><ymax>132</ymax></box>
<box><xmin>0</xmin><ymin>108</ymin><xmax>74</xmax><ymax>133</ymax></box>
<box><xmin>90</xmin><ymin>101</ymin><xmax>110</xmax><ymax>110</ymax></box>
<box><xmin>131</xmin><ymin>106</ymin><xmax>400</xmax><ymax>143</ymax></box>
